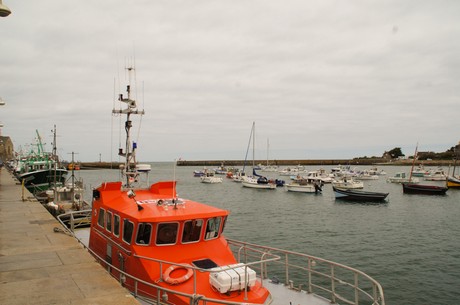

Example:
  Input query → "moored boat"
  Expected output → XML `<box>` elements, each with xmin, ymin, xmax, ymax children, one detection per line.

<box><xmin>446</xmin><ymin>142</ymin><xmax>460</xmax><ymax>188</ymax></box>
<box><xmin>17</xmin><ymin>128</ymin><xmax>68</xmax><ymax>195</ymax></box>
<box><xmin>332</xmin><ymin>176</ymin><xmax>364</xmax><ymax>189</ymax></box>
<box><xmin>333</xmin><ymin>186</ymin><xmax>389</xmax><ymax>202</ymax></box>
<box><xmin>424</xmin><ymin>168</ymin><xmax>447</xmax><ymax>181</ymax></box>
<box><xmin>402</xmin><ymin>183</ymin><xmax>448</xmax><ymax>195</ymax></box>
<box><xmin>447</xmin><ymin>175</ymin><xmax>460</xmax><ymax>188</ymax></box>
<box><xmin>403</xmin><ymin>144</ymin><xmax>448</xmax><ymax>195</ymax></box>
<box><xmin>387</xmin><ymin>172</ymin><xmax>419</xmax><ymax>184</ymax></box>
<box><xmin>200</xmin><ymin>171</ymin><xmax>223</xmax><ymax>183</ymax></box>
<box><xmin>58</xmin><ymin>65</ymin><xmax>385</xmax><ymax>305</ymax></box>
<box><xmin>285</xmin><ymin>177</ymin><xmax>322</xmax><ymax>193</ymax></box>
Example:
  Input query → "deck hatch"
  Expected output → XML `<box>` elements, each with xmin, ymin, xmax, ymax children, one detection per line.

<box><xmin>192</xmin><ymin>258</ymin><xmax>218</xmax><ymax>269</ymax></box>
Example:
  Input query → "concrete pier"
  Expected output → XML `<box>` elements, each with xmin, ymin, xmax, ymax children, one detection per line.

<box><xmin>0</xmin><ymin>169</ymin><xmax>140</xmax><ymax>305</ymax></box>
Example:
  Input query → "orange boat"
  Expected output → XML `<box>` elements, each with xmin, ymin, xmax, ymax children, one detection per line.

<box><xmin>69</xmin><ymin>66</ymin><xmax>385</xmax><ymax>305</ymax></box>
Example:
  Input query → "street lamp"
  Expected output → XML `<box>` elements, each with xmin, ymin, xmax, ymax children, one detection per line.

<box><xmin>0</xmin><ymin>0</ymin><xmax>11</xmax><ymax>17</ymax></box>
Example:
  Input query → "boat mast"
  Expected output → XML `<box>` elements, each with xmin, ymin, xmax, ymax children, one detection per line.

<box><xmin>408</xmin><ymin>143</ymin><xmax>418</xmax><ymax>183</ymax></box>
<box><xmin>52</xmin><ymin>125</ymin><xmax>57</xmax><ymax>187</ymax></box>
<box><xmin>252</xmin><ymin>122</ymin><xmax>255</xmax><ymax>169</ymax></box>
<box><xmin>113</xmin><ymin>66</ymin><xmax>145</xmax><ymax>188</ymax></box>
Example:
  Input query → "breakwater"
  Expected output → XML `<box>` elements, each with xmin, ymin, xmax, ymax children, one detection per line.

<box><xmin>176</xmin><ymin>158</ymin><xmax>454</xmax><ymax>167</ymax></box>
<box><xmin>78</xmin><ymin>159</ymin><xmax>454</xmax><ymax>168</ymax></box>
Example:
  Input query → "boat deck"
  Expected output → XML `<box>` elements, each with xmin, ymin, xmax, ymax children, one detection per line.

<box><xmin>0</xmin><ymin>169</ymin><xmax>140</xmax><ymax>305</ymax></box>
<box><xmin>263</xmin><ymin>280</ymin><xmax>330</xmax><ymax>305</ymax></box>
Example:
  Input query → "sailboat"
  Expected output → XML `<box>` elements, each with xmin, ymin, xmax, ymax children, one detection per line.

<box><xmin>241</xmin><ymin>122</ymin><xmax>276</xmax><ymax>189</ymax></box>
<box><xmin>260</xmin><ymin>138</ymin><xmax>278</xmax><ymax>172</ymax></box>
<box><xmin>447</xmin><ymin>142</ymin><xmax>460</xmax><ymax>188</ymax></box>
<box><xmin>402</xmin><ymin>144</ymin><xmax>448</xmax><ymax>195</ymax></box>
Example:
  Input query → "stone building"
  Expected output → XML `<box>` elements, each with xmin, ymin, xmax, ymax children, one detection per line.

<box><xmin>0</xmin><ymin>136</ymin><xmax>14</xmax><ymax>162</ymax></box>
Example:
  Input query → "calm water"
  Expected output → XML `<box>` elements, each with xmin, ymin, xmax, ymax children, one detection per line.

<box><xmin>76</xmin><ymin>163</ymin><xmax>460</xmax><ymax>305</ymax></box>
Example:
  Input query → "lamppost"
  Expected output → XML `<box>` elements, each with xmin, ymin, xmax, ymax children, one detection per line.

<box><xmin>0</xmin><ymin>0</ymin><xmax>11</xmax><ymax>17</ymax></box>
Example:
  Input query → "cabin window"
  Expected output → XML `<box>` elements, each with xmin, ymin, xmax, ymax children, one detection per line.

<box><xmin>205</xmin><ymin>217</ymin><xmax>221</xmax><ymax>240</ymax></box>
<box><xmin>122</xmin><ymin>219</ymin><xmax>134</xmax><ymax>244</ymax></box>
<box><xmin>106</xmin><ymin>211</ymin><xmax>113</xmax><ymax>233</ymax></box>
<box><xmin>136</xmin><ymin>223</ymin><xmax>152</xmax><ymax>245</ymax></box>
<box><xmin>97</xmin><ymin>208</ymin><xmax>105</xmax><ymax>228</ymax></box>
<box><xmin>156</xmin><ymin>223</ymin><xmax>178</xmax><ymax>245</ymax></box>
<box><xmin>113</xmin><ymin>214</ymin><xmax>120</xmax><ymax>237</ymax></box>
<box><xmin>182</xmin><ymin>219</ymin><xmax>203</xmax><ymax>243</ymax></box>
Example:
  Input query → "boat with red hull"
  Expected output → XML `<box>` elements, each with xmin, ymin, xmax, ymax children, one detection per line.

<box><xmin>403</xmin><ymin>144</ymin><xmax>448</xmax><ymax>196</ymax></box>
<box><xmin>61</xmin><ymin>66</ymin><xmax>385</xmax><ymax>305</ymax></box>
<box><xmin>402</xmin><ymin>183</ymin><xmax>448</xmax><ymax>195</ymax></box>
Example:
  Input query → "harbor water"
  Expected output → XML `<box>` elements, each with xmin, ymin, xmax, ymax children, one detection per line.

<box><xmin>76</xmin><ymin>163</ymin><xmax>460</xmax><ymax>305</ymax></box>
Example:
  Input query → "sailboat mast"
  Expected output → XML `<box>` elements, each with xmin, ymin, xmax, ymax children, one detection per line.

<box><xmin>408</xmin><ymin>143</ymin><xmax>418</xmax><ymax>183</ymax></box>
<box><xmin>252</xmin><ymin>122</ymin><xmax>255</xmax><ymax>168</ymax></box>
<box><xmin>266</xmin><ymin>138</ymin><xmax>269</xmax><ymax>167</ymax></box>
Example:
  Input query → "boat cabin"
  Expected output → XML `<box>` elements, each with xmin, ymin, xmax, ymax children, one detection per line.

<box><xmin>88</xmin><ymin>181</ymin><xmax>270</xmax><ymax>304</ymax></box>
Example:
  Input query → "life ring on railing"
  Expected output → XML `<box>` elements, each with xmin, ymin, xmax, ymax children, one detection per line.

<box><xmin>163</xmin><ymin>263</ymin><xmax>193</xmax><ymax>285</ymax></box>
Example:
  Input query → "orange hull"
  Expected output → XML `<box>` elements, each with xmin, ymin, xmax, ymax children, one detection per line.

<box><xmin>88</xmin><ymin>181</ymin><xmax>270</xmax><ymax>304</ymax></box>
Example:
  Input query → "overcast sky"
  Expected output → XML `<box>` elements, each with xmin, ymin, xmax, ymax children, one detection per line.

<box><xmin>1</xmin><ymin>0</ymin><xmax>459</xmax><ymax>162</ymax></box>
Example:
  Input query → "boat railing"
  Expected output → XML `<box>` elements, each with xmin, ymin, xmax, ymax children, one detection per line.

<box><xmin>133</xmin><ymin>251</ymin><xmax>281</xmax><ymax>303</ymax></box>
<box><xmin>57</xmin><ymin>211</ymin><xmax>275</xmax><ymax>305</ymax></box>
<box><xmin>56</xmin><ymin>209</ymin><xmax>92</xmax><ymax>231</ymax></box>
<box><xmin>226</xmin><ymin>238</ymin><xmax>385</xmax><ymax>305</ymax></box>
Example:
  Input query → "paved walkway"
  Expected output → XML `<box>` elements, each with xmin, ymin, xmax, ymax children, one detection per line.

<box><xmin>0</xmin><ymin>169</ymin><xmax>140</xmax><ymax>305</ymax></box>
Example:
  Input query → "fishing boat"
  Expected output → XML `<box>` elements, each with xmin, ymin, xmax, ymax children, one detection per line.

<box><xmin>17</xmin><ymin>128</ymin><xmax>67</xmax><ymax>195</ymax></box>
<box><xmin>39</xmin><ymin>152</ymin><xmax>91</xmax><ymax>224</ymax></box>
<box><xmin>403</xmin><ymin>144</ymin><xmax>448</xmax><ymax>195</ymax></box>
<box><xmin>58</xmin><ymin>66</ymin><xmax>385</xmax><ymax>305</ymax></box>
<box><xmin>333</xmin><ymin>186</ymin><xmax>389</xmax><ymax>202</ymax></box>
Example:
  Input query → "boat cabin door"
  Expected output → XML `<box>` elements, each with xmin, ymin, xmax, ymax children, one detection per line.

<box><xmin>105</xmin><ymin>244</ymin><xmax>112</xmax><ymax>266</ymax></box>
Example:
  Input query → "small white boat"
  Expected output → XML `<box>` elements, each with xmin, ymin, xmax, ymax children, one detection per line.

<box><xmin>278</xmin><ymin>165</ymin><xmax>307</xmax><ymax>176</ymax></box>
<box><xmin>387</xmin><ymin>172</ymin><xmax>419</xmax><ymax>184</ymax></box>
<box><xmin>231</xmin><ymin>171</ymin><xmax>247</xmax><ymax>183</ymax></box>
<box><xmin>368</xmin><ymin>166</ymin><xmax>387</xmax><ymax>176</ymax></box>
<box><xmin>285</xmin><ymin>178</ymin><xmax>322</xmax><ymax>193</ymax></box>
<box><xmin>242</xmin><ymin>176</ymin><xmax>276</xmax><ymax>189</ymax></box>
<box><xmin>424</xmin><ymin>168</ymin><xmax>447</xmax><ymax>181</ymax></box>
<box><xmin>411</xmin><ymin>165</ymin><xmax>429</xmax><ymax>177</ymax></box>
<box><xmin>200</xmin><ymin>172</ymin><xmax>223</xmax><ymax>183</ymax></box>
<box><xmin>355</xmin><ymin>170</ymin><xmax>379</xmax><ymax>180</ymax></box>
<box><xmin>332</xmin><ymin>176</ymin><xmax>364</xmax><ymax>189</ymax></box>
<box><xmin>304</xmin><ymin>169</ymin><xmax>334</xmax><ymax>183</ymax></box>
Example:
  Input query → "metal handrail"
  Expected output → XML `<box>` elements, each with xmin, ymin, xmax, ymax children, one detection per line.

<box><xmin>56</xmin><ymin>211</ymin><xmax>272</xmax><ymax>305</ymax></box>
<box><xmin>226</xmin><ymin>239</ymin><xmax>385</xmax><ymax>305</ymax></box>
